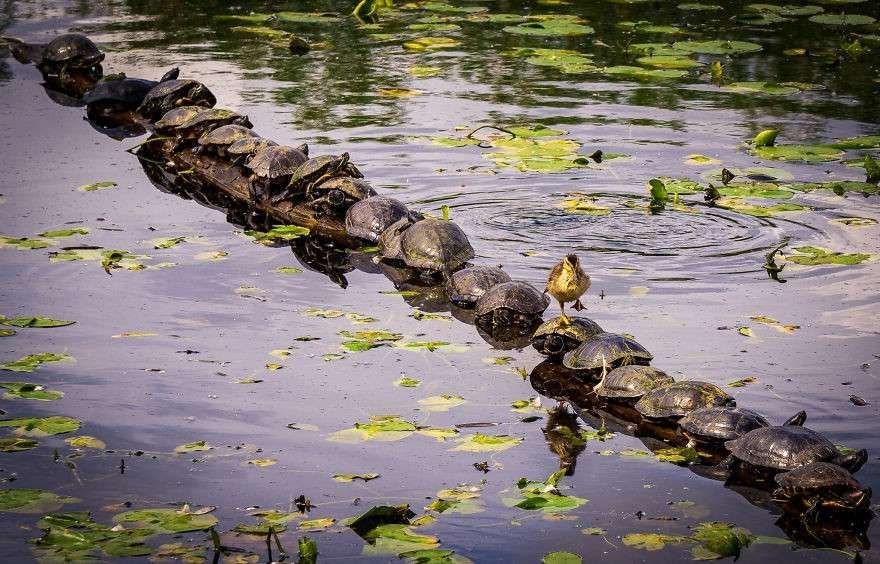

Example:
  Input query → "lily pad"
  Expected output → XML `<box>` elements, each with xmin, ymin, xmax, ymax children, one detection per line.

<box><xmin>809</xmin><ymin>13</ymin><xmax>875</xmax><ymax>25</ymax></box>
<box><xmin>0</xmin><ymin>489</ymin><xmax>78</xmax><ymax>513</ymax></box>
<box><xmin>543</xmin><ymin>552</ymin><xmax>582</xmax><ymax>564</ymax></box>
<box><xmin>78</xmin><ymin>181</ymin><xmax>117</xmax><ymax>192</ymax></box>
<box><xmin>725</xmin><ymin>82</ymin><xmax>801</xmax><ymax>95</ymax></box>
<box><xmin>331</xmin><ymin>415</ymin><xmax>418</xmax><ymax>443</ymax></box>
<box><xmin>503</xmin><ymin>18</ymin><xmax>594</xmax><ymax>37</ymax></box>
<box><xmin>0</xmin><ymin>382</ymin><xmax>64</xmax><ymax>401</ymax></box>
<box><xmin>0</xmin><ymin>316</ymin><xmax>75</xmax><ymax>328</ymax></box>
<box><xmin>453</xmin><ymin>433</ymin><xmax>522</xmax><ymax>452</ymax></box>
<box><xmin>648</xmin><ymin>177</ymin><xmax>702</xmax><ymax>195</ymax></box>
<box><xmin>394</xmin><ymin>376</ymin><xmax>422</xmax><ymax>387</ymax></box>
<box><xmin>754</xmin><ymin>143</ymin><xmax>845</xmax><ymax>162</ymax></box>
<box><xmin>717</xmin><ymin>182</ymin><xmax>795</xmax><ymax>199</ymax></box>
<box><xmin>0</xmin><ymin>416</ymin><xmax>80</xmax><ymax>436</ymax></box>
<box><xmin>505</xmin><ymin>471</ymin><xmax>588</xmax><ymax>513</ymax></box>
<box><xmin>0</xmin><ymin>437</ymin><xmax>39</xmax><ymax>452</ymax></box>
<box><xmin>786</xmin><ymin>245</ymin><xmax>870</xmax><ymax>265</ymax></box>
<box><xmin>747</xmin><ymin>3</ymin><xmax>824</xmax><ymax>16</ymax></box>
<box><xmin>560</xmin><ymin>197</ymin><xmax>611</xmax><ymax>216</ymax></box>
<box><xmin>0</xmin><ymin>236</ymin><xmax>52</xmax><ymax>250</ymax></box>
<box><xmin>33</xmin><ymin>512</ymin><xmax>153</xmax><ymax>559</ymax></box>
<box><xmin>637</xmin><ymin>55</ymin><xmax>702</xmax><ymax>69</ymax></box>
<box><xmin>274</xmin><ymin>11</ymin><xmax>342</xmax><ymax>23</ymax></box>
<box><xmin>174</xmin><ymin>440</ymin><xmax>212</xmax><ymax>453</ymax></box>
<box><xmin>691</xmin><ymin>522</ymin><xmax>754</xmax><ymax>560</ymax></box>
<box><xmin>603</xmin><ymin>66</ymin><xmax>688</xmax><ymax>79</ymax></box>
<box><xmin>0</xmin><ymin>329</ymin><xmax>14</xmax><ymax>337</ymax></box>
<box><xmin>113</xmin><ymin>507</ymin><xmax>218</xmax><ymax>533</ymax></box>
<box><xmin>831</xmin><ymin>216</ymin><xmax>877</xmax><ymax>226</ymax></box>
<box><xmin>654</xmin><ymin>446</ymin><xmax>701</xmax><ymax>464</ymax></box>
<box><xmin>623</xmin><ymin>532</ymin><xmax>690</xmax><ymax>551</ymax></box>
<box><xmin>830</xmin><ymin>135</ymin><xmax>880</xmax><ymax>150</ymax></box>
<box><xmin>785</xmin><ymin>180</ymin><xmax>878</xmax><ymax>195</ymax></box>
<box><xmin>409</xmin><ymin>65</ymin><xmax>443</xmax><ymax>78</ymax></box>
<box><xmin>673</xmin><ymin>40</ymin><xmax>762</xmax><ymax>55</ymax></box>
<box><xmin>404</xmin><ymin>37</ymin><xmax>461</xmax><ymax>51</ymax></box>
<box><xmin>245</xmin><ymin>225</ymin><xmax>310</xmax><ymax>244</ymax></box>
<box><xmin>418</xmin><ymin>394</ymin><xmax>466</xmax><ymax>412</ymax></box>
<box><xmin>65</xmin><ymin>435</ymin><xmax>106</xmax><ymax>449</ymax></box>
<box><xmin>333</xmin><ymin>473</ymin><xmax>380</xmax><ymax>482</ymax></box>
<box><xmin>38</xmin><ymin>228</ymin><xmax>89</xmax><ymax>238</ymax></box>
<box><xmin>677</xmin><ymin>2</ymin><xmax>723</xmax><ymax>10</ymax></box>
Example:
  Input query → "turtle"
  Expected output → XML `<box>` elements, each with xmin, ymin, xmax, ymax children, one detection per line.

<box><xmin>310</xmin><ymin>177</ymin><xmax>375</xmax><ymax>217</ymax></box>
<box><xmin>272</xmin><ymin>153</ymin><xmax>363</xmax><ymax>203</ymax></box>
<box><xmin>399</xmin><ymin>218</ymin><xmax>475</xmax><ymax>274</ymax></box>
<box><xmin>226</xmin><ymin>136</ymin><xmax>278</xmax><ymax>166</ymax></box>
<box><xmin>84</xmin><ymin>67</ymin><xmax>180</xmax><ymax>116</ymax></box>
<box><xmin>153</xmin><ymin>106</ymin><xmax>203</xmax><ymax>135</ymax></box>
<box><xmin>594</xmin><ymin>365</ymin><xmax>674</xmax><ymax>402</ymax></box>
<box><xmin>137</xmin><ymin>79</ymin><xmax>217</xmax><ymax>121</ymax></box>
<box><xmin>562</xmin><ymin>332</ymin><xmax>653</xmax><ymax>374</ymax></box>
<box><xmin>378</xmin><ymin>216</ymin><xmax>417</xmax><ymax>263</ymax></box>
<box><xmin>474</xmin><ymin>281</ymin><xmax>550</xmax><ymax>329</ymax></box>
<box><xmin>38</xmin><ymin>33</ymin><xmax>104</xmax><ymax>76</ymax></box>
<box><xmin>3</xmin><ymin>36</ymin><xmax>49</xmax><ymax>65</ymax></box>
<box><xmin>345</xmin><ymin>196</ymin><xmax>413</xmax><ymax>243</ymax></box>
<box><xmin>773</xmin><ymin>462</ymin><xmax>872</xmax><ymax>513</ymax></box>
<box><xmin>446</xmin><ymin>266</ymin><xmax>512</xmax><ymax>309</ymax></box>
<box><xmin>167</xmin><ymin>108</ymin><xmax>253</xmax><ymax>152</ymax></box>
<box><xmin>195</xmin><ymin>124</ymin><xmax>259</xmax><ymax>158</ymax></box>
<box><xmin>532</xmin><ymin>316</ymin><xmax>604</xmax><ymax>356</ymax></box>
<box><xmin>246</xmin><ymin>144</ymin><xmax>310</xmax><ymax>204</ymax></box>
<box><xmin>681</xmin><ymin>408</ymin><xmax>806</xmax><ymax>447</ymax></box>
<box><xmin>634</xmin><ymin>381</ymin><xmax>734</xmax><ymax>420</ymax></box>
<box><xmin>725</xmin><ymin>426</ymin><xmax>868</xmax><ymax>474</ymax></box>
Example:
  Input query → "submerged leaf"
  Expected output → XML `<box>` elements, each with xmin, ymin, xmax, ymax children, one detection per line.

<box><xmin>0</xmin><ymin>437</ymin><xmax>39</xmax><ymax>452</ymax></box>
<box><xmin>453</xmin><ymin>433</ymin><xmax>522</xmax><ymax>452</ymax></box>
<box><xmin>113</xmin><ymin>507</ymin><xmax>218</xmax><ymax>533</ymax></box>
<box><xmin>0</xmin><ymin>382</ymin><xmax>63</xmax><ymax>401</ymax></box>
<box><xmin>65</xmin><ymin>435</ymin><xmax>106</xmax><ymax>449</ymax></box>
<box><xmin>418</xmin><ymin>394</ymin><xmax>466</xmax><ymax>412</ymax></box>
<box><xmin>622</xmin><ymin>532</ymin><xmax>689</xmax><ymax>551</ymax></box>
<box><xmin>78</xmin><ymin>181</ymin><xmax>117</xmax><ymax>192</ymax></box>
<box><xmin>174</xmin><ymin>440</ymin><xmax>212</xmax><ymax>453</ymax></box>
<box><xmin>0</xmin><ymin>489</ymin><xmax>78</xmax><ymax>513</ymax></box>
<box><xmin>786</xmin><ymin>245</ymin><xmax>870</xmax><ymax>266</ymax></box>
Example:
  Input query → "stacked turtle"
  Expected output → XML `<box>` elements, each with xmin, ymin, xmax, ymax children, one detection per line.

<box><xmin>7</xmin><ymin>32</ymin><xmax>871</xmax><ymax>524</ymax></box>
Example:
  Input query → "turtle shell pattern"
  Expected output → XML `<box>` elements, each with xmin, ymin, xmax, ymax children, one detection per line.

<box><xmin>635</xmin><ymin>381</ymin><xmax>733</xmax><ymax>419</ymax></box>
<box><xmin>345</xmin><ymin>196</ymin><xmax>411</xmax><ymax>242</ymax></box>
<box><xmin>198</xmin><ymin>124</ymin><xmax>258</xmax><ymax>147</ymax></box>
<box><xmin>563</xmin><ymin>332</ymin><xmax>653</xmax><ymax>372</ymax></box>
<box><xmin>400</xmin><ymin>218</ymin><xmax>475</xmax><ymax>272</ymax></box>
<box><xmin>725</xmin><ymin>426</ymin><xmax>842</xmax><ymax>471</ymax></box>
<box><xmin>44</xmin><ymin>34</ymin><xmax>104</xmax><ymax>66</ymax></box>
<box><xmin>474</xmin><ymin>281</ymin><xmax>549</xmax><ymax>319</ymax></box>
<box><xmin>247</xmin><ymin>145</ymin><xmax>309</xmax><ymax>179</ymax></box>
<box><xmin>532</xmin><ymin>316</ymin><xmax>604</xmax><ymax>356</ymax></box>
<box><xmin>595</xmin><ymin>365</ymin><xmax>673</xmax><ymax>399</ymax></box>
<box><xmin>774</xmin><ymin>462</ymin><xmax>863</xmax><ymax>492</ymax></box>
<box><xmin>679</xmin><ymin>407</ymin><xmax>769</xmax><ymax>442</ymax></box>
<box><xmin>446</xmin><ymin>266</ymin><xmax>512</xmax><ymax>307</ymax></box>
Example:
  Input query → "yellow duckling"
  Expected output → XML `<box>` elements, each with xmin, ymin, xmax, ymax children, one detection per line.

<box><xmin>545</xmin><ymin>254</ymin><xmax>590</xmax><ymax>321</ymax></box>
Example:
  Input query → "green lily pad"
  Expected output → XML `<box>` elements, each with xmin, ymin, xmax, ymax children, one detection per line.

<box><xmin>515</xmin><ymin>48</ymin><xmax>598</xmax><ymax>74</ymax></box>
<box><xmin>418</xmin><ymin>394</ymin><xmax>466</xmax><ymax>412</ymax></box>
<box><xmin>784</xmin><ymin>180</ymin><xmax>879</xmax><ymax>195</ymax></box>
<box><xmin>65</xmin><ymin>435</ymin><xmax>106</xmax><ymax>449</ymax></box>
<box><xmin>453</xmin><ymin>433</ymin><xmax>522</xmax><ymax>452</ymax></box>
<box><xmin>0</xmin><ymin>382</ymin><xmax>63</xmax><ymax>401</ymax></box>
<box><xmin>78</xmin><ymin>181</ymin><xmax>117</xmax><ymax>192</ymax></box>
<box><xmin>274</xmin><ymin>11</ymin><xmax>342</xmax><ymax>23</ymax></box>
<box><xmin>33</xmin><ymin>512</ymin><xmax>154</xmax><ymax>559</ymax></box>
<box><xmin>786</xmin><ymin>245</ymin><xmax>870</xmax><ymax>265</ymax></box>
<box><xmin>831</xmin><ymin>217</ymin><xmax>877</xmax><ymax>226</ymax></box>
<box><xmin>274</xmin><ymin>266</ymin><xmax>303</xmax><ymax>275</ymax></box>
<box><xmin>215</xmin><ymin>13</ymin><xmax>272</xmax><ymax>23</ymax></box>
<box><xmin>603</xmin><ymin>66</ymin><xmax>688</xmax><ymax>79</ymax></box>
<box><xmin>503</xmin><ymin>19</ymin><xmax>594</xmax><ymax>37</ymax></box>
<box><xmin>505</xmin><ymin>471</ymin><xmax>588</xmax><ymax>513</ymax></box>
<box><xmin>0</xmin><ymin>416</ymin><xmax>80</xmax><ymax>436</ymax></box>
<box><xmin>422</xmin><ymin>2</ymin><xmax>486</xmax><ymax>13</ymax></box>
<box><xmin>543</xmin><ymin>552</ymin><xmax>582</xmax><ymax>564</ymax></box>
<box><xmin>724</xmin><ymin>82</ymin><xmax>802</xmax><ymax>95</ymax></box>
<box><xmin>691</xmin><ymin>522</ymin><xmax>754</xmax><ymax>560</ymax></box>
<box><xmin>331</xmin><ymin>415</ymin><xmax>418</xmax><ymax>443</ymax></box>
<box><xmin>0</xmin><ymin>316</ymin><xmax>75</xmax><ymax>328</ymax></box>
<box><xmin>174</xmin><ymin>440</ymin><xmax>212</xmax><ymax>453</ymax></box>
<box><xmin>151</xmin><ymin>236</ymin><xmax>186</xmax><ymax>249</ymax></box>
<box><xmin>830</xmin><ymin>135</ymin><xmax>880</xmax><ymax>149</ymax></box>
<box><xmin>409</xmin><ymin>65</ymin><xmax>443</xmax><ymax>78</ymax></box>
<box><xmin>300</xmin><ymin>517</ymin><xmax>336</xmax><ymax>530</ymax></box>
<box><xmin>716</xmin><ymin>198</ymin><xmax>807</xmax><ymax>217</ymax></box>
<box><xmin>394</xmin><ymin>376</ymin><xmax>422</xmax><ymax>387</ymax></box>
<box><xmin>809</xmin><ymin>13</ymin><xmax>875</xmax><ymax>25</ymax></box>
<box><xmin>746</xmin><ymin>3</ymin><xmax>825</xmax><ymax>15</ymax></box>
<box><xmin>410</xmin><ymin>310</ymin><xmax>451</xmax><ymax>321</ymax></box>
<box><xmin>648</xmin><ymin>177</ymin><xmax>702</xmax><ymax>195</ymax></box>
<box><xmin>583</xmin><ymin>527</ymin><xmax>608</xmax><ymax>535</ymax></box>
<box><xmin>0</xmin><ymin>489</ymin><xmax>78</xmax><ymax>513</ymax></box>
<box><xmin>630</xmin><ymin>43</ymin><xmax>690</xmax><ymax>56</ymax></box>
<box><xmin>407</xmin><ymin>23</ymin><xmax>461</xmax><ymax>32</ymax></box>
<box><xmin>38</xmin><ymin>228</ymin><xmax>89</xmax><ymax>238</ymax></box>
<box><xmin>113</xmin><ymin>507</ymin><xmax>218</xmax><ymax>533</ymax></box>
<box><xmin>0</xmin><ymin>437</ymin><xmax>39</xmax><ymax>451</ymax></box>
<box><xmin>677</xmin><ymin>2</ymin><xmax>723</xmax><ymax>10</ymax></box>
<box><xmin>636</xmin><ymin>55</ymin><xmax>702</xmax><ymax>69</ymax></box>
<box><xmin>0</xmin><ymin>236</ymin><xmax>53</xmax><ymax>250</ymax></box>
<box><xmin>654</xmin><ymin>446</ymin><xmax>701</xmax><ymax>464</ymax></box>
<box><xmin>404</xmin><ymin>37</ymin><xmax>461</xmax><ymax>51</ymax></box>
<box><xmin>673</xmin><ymin>40</ymin><xmax>762</xmax><ymax>55</ymax></box>
<box><xmin>0</xmin><ymin>329</ymin><xmax>14</xmax><ymax>337</ymax></box>
<box><xmin>753</xmin><ymin>144</ymin><xmax>844</xmax><ymax>162</ymax></box>
<box><xmin>717</xmin><ymin>182</ymin><xmax>795</xmax><ymax>199</ymax></box>
<box><xmin>245</xmin><ymin>225</ymin><xmax>310</xmax><ymax>243</ymax></box>
<box><xmin>560</xmin><ymin>197</ymin><xmax>611</xmax><ymax>216</ymax></box>
<box><xmin>623</xmin><ymin>532</ymin><xmax>690</xmax><ymax>551</ymax></box>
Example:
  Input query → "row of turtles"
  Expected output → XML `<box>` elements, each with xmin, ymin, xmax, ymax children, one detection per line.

<box><xmin>11</xmin><ymin>33</ymin><xmax>871</xmax><ymax>522</ymax></box>
<box><xmin>528</xmin><ymin>315</ymin><xmax>871</xmax><ymax>514</ymax></box>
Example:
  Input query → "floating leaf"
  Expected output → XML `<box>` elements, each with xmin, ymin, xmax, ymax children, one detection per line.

<box><xmin>0</xmin><ymin>382</ymin><xmax>63</xmax><ymax>401</ymax></box>
<box><xmin>0</xmin><ymin>415</ymin><xmax>79</xmax><ymax>436</ymax></box>
<box><xmin>503</xmin><ymin>18</ymin><xmax>594</xmax><ymax>37</ymax></box>
<box><xmin>560</xmin><ymin>197</ymin><xmax>611</xmax><ymax>216</ymax></box>
<box><xmin>194</xmin><ymin>250</ymin><xmax>228</xmax><ymax>261</ymax></box>
<box><xmin>422</xmin><ymin>2</ymin><xmax>486</xmax><ymax>13</ymax></box>
<box><xmin>673</xmin><ymin>40</ymin><xmax>762</xmax><ymax>55</ymax></box>
<box><xmin>174</xmin><ymin>440</ymin><xmax>212</xmax><ymax>453</ymax></box>
<box><xmin>151</xmin><ymin>237</ymin><xmax>186</xmax><ymax>249</ymax></box>
<box><xmin>831</xmin><ymin>217</ymin><xmax>877</xmax><ymax>227</ymax></box>
<box><xmin>717</xmin><ymin>182</ymin><xmax>794</xmax><ymax>199</ymax></box>
<box><xmin>0</xmin><ymin>236</ymin><xmax>52</xmax><ymax>250</ymax></box>
<box><xmin>410</xmin><ymin>310</ymin><xmax>452</xmax><ymax>321</ymax></box>
<box><xmin>677</xmin><ymin>2</ymin><xmax>723</xmax><ymax>10</ymax></box>
<box><xmin>727</xmin><ymin>376</ymin><xmax>758</xmax><ymax>388</ymax></box>
<box><xmin>830</xmin><ymin>135</ymin><xmax>880</xmax><ymax>150</ymax></box>
<box><xmin>379</xmin><ymin>87</ymin><xmax>423</xmax><ymax>99</ymax></box>
<box><xmin>418</xmin><ymin>394</ymin><xmax>466</xmax><ymax>412</ymax></box>
<box><xmin>395</xmin><ymin>376</ymin><xmax>422</xmax><ymax>387</ymax></box>
<box><xmin>0</xmin><ymin>437</ymin><xmax>39</xmax><ymax>452</ymax></box>
<box><xmin>753</xmin><ymin>129</ymin><xmax>779</xmax><ymax>147</ymax></box>
<box><xmin>409</xmin><ymin>65</ymin><xmax>443</xmax><ymax>78</ymax></box>
<box><xmin>396</xmin><ymin>341</ymin><xmax>468</xmax><ymax>352</ymax></box>
<box><xmin>809</xmin><ymin>13</ymin><xmax>875</xmax><ymax>25</ymax></box>
<box><xmin>0</xmin><ymin>329</ymin><xmax>14</xmax><ymax>337</ymax></box>
<box><xmin>603</xmin><ymin>66</ymin><xmax>688</xmax><ymax>80</ymax></box>
<box><xmin>691</xmin><ymin>522</ymin><xmax>754</xmax><ymax>560</ymax></box>
<box><xmin>453</xmin><ymin>433</ymin><xmax>522</xmax><ymax>452</ymax></box>
<box><xmin>300</xmin><ymin>517</ymin><xmax>335</xmax><ymax>530</ymax></box>
<box><xmin>247</xmin><ymin>458</ymin><xmax>278</xmax><ymax>467</ymax></box>
<box><xmin>543</xmin><ymin>552</ymin><xmax>582</xmax><ymax>564</ymax></box>
<box><xmin>0</xmin><ymin>489</ymin><xmax>78</xmax><ymax>513</ymax></box>
<box><xmin>784</xmin><ymin>180</ymin><xmax>878</xmax><ymax>195</ymax></box>
<box><xmin>274</xmin><ymin>11</ymin><xmax>342</xmax><ymax>23</ymax></box>
<box><xmin>245</xmin><ymin>225</ymin><xmax>310</xmax><ymax>244</ymax></box>
<box><xmin>716</xmin><ymin>198</ymin><xmax>807</xmax><ymax>217</ymax></box>
<box><xmin>636</xmin><ymin>55</ymin><xmax>702</xmax><ymax>69</ymax></box>
<box><xmin>304</xmin><ymin>307</ymin><xmax>345</xmax><ymax>318</ymax></box>
<box><xmin>404</xmin><ymin>37</ymin><xmax>461</xmax><ymax>51</ymax></box>
<box><xmin>737</xmin><ymin>327</ymin><xmax>754</xmax><ymax>337</ymax></box>
<box><xmin>0</xmin><ymin>353</ymin><xmax>73</xmax><ymax>372</ymax></box>
<box><xmin>786</xmin><ymin>245</ymin><xmax>870</xmax><ymax>265</ymax></box>
<box><xmin>333</xmin><ymin>473</ymin><xmax>380</xmax><ymax>482</ymax></box>
<box><xmin>78</xmin><ymin>181</ymin><xmax>117</xmax><ymax>192</ymax></box>
<box><xmin>753</xmin><ymin>144</ymin><xmax>844</xmax><ymax>163</ymax></box>
<box><xmin>583</xmin><ymin>527</ymin><xmax>607</xmax><ymax>535</ymax></box>
<box><xmin>65</xmin><ymin>436</ymin><xmax>106</xmax><ymax>449</ymax></box>
<box><xmin>655</xmin><ymin>447</ymin><xmax>700</xmax><ymax>464</ymax></box>
<box><xmin>331</xmin><ymin>415</ymin><xmax>417</xmax><ymax>443</ymax></box>
<box><xmin>622</xmin><ymin>532</ymin><xmax>689</xmax><ymax>551</ymax></box>
<box><xmin>38</xmin><ymin>228</ymin><xmax>89</xmax><ymax>238</ymax></box>
<box><xmin>113</xmin><ymin>507</ymin><xmax>218</xmax><ymax>533</ymax></box>
<box><xmin>0</xmin><ymin>316</ymin><xmax>75</xmax><ymax>328</ymax></box>
<box><xmin>505</xmin><ymin>471</ymin><xmax>588</xmax><ymax>513</ymax></box>
<box><xmin>416</xmin><ymin>427</ymin><xmax>459</xmax><ymax>441</ymax></box>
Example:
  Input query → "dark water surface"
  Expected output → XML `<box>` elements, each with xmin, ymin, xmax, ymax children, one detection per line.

<box><xmin>1</xmin><ymin>0</ymin><xmax>879</xmax><ymax>561</ymax></box>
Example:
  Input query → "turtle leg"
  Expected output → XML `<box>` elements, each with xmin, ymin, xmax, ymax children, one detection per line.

<box><xmin>573</xmin><ymin>299</ymin><xmax>585</xmax><ymax>311</ymax></box>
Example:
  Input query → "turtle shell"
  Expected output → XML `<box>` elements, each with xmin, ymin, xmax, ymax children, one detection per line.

<box><xmin>153</xmin><ymin>106</ymin><xmax>203</xmax><ymax>135</ymax></box>
<box><xmin>345</xmin><ymin>196</ymin><xmax>412</xmax><ymax>242</ymax></box>
<box><xmin>725</xmin><ymin>426</ymin><xmax>840</xmax><ymax>471</ymax></box>
<box><xmin>315</xmin><ymin>177</ymin><xmax>374</xmax><ymax>200</ymax></box>
<box><xmin>400</xmin><ymin>218</ymin><xmax>474</xmax><ymax>272</ymax></box>
<box><xmin>175</xmin><ymin>108</ymin><xmax>251</xmax><ymax>138</ymax></box>
<box><xmin>634</xmin><ymin>381</ymin><xmax>733</xmax><ymax>419</ymax></box>
<box><xmin>532</xmin><ymin>316</ymin><xmax>604</xmax><ymax>356</ymax></box>
<box><xmin>227</xmin><ymin>137</ymin><xmax>277</xmax><ymax>158</ymax></box>
<box><xmin>474</xmin><ymin>281</ymin><xmax>549</xmax><ymax>319</ymax></box>
<box><xmin>84</xmin><ymin>77</ymin><xmax>156</xmax><ymax>108</ymax></box>
<box><xmin>562</xmin><ymin>333</ymin><xmax>652</xmax><ymax>372</ymax></box>
<box><xmin>247</xmin><ymin>145</ymin><xmax>309</xmax><ymax>179</ymax></box>
<box><xmin>378</xmin><ymin>217</ymin><xmax>416</xmax><ymax>262</ymax></box>
<box><xmin>446</xmin><ymin>266</ymin><xmax>512</xmax><ymax>308</ymax></box>
<box><xmin>775</xmin><ymin>462</ymin><xmax>863</xmax><ymax>492</ymax></box>
<box><xmin>138</xmin><ymin>79</ymin><xmax>216</xmax><ymax>120</ymax></box>
<box><xmin>680</xmin><ymin>407</ymin><xmax>769</xmax><ymax>442</ymax></box>
<box><xmin>595</xmin><ymin>365</ymin><xmax>673</xmax><ymax>400</ymax></box>
<box><xmin>198</xmin><ymin>124</ymin><xmax>258</xmax><ymax>147</ymax></box>
<box><xmin>43</xmin><ymin>34</ymin><xmax>104</xmax><ymax>66</ymax></box>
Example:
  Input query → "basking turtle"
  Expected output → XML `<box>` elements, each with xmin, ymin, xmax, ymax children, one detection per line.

<box><xmin>345</xmin><ymin>196</ymin><xmax>413</xmax><ymax>243</ymax></box>
<box><xmin>532</xmin><ymin>316</ymin><xmax>604</xmax><ymax>356</ymax></box>
<box><xmin>310</xmin><ymin>177</ymin><xmax>375</xmax><ymax>217</ymax></box>
<box><xmin>681</xmin><ymin>408</ymin><xmax>806</xmax><ymax>447</ymax></box>
<box><xmin>725</xmin><ymin>426</ymin><xmax>868</xmax><ymax>474</ymax></box>
<box><xmin>446</xmin><ymin>266</ymin><xmax>512</xmax><ymax>309</ymax></box>
<box><xmin>773</xmin><ymin>462</ymin><xmax>872</xmax><ymax>513</ymax></box>
<box><xmin>227</xmin><ymin>136</ymin><xmax>278</xmax><ymax>166</ymax></box>
<box><xmin>273</xmin><ymin>153</ymin><xmax>363</xmax><ymax>203</ymax></box>
<box><xmin>562</xmin><ymin>332</ymin><xmax>652</xmax><ymax>374</ymax></box>
<box><xmin>378</xmin><ymin>217</ymin><xmax>417</xmax><ymax>263</ymax></box>
<box><xmin>167</xmin><ymin>108</ymin><xmax>253</xmax><ymax>151</ymax></box>
<box><xmin>84</xmin><ymin>67</ymin><xmax>180</xmax><ymax>116</ymax></box>
<box><xmin>474</xmin><ymin>281</ymin><xmax>549</xmax><ymax>329</ymax></box>
<box><xmin>594</xmin><ymin>365</ymin><xmax>673</xmax><ymax>402</ymax></box>
<box><xmin>634</xmin><ymin>381</ymin><xmax>734</xmax><ymax>420</ymax></box>
<box><xmin>153</xmin><ymin>106</ymin><xmax>203</xmax><ymax>135</ymax></box>
<box><xmin>195</xmin><ymin>124</ymin><xmax>259</xmax><ymax>158</ymax></box>
<box><xmin>246</xmin><ymin>144</ymin><xmax>309</xmax><ymax>204</ymax></box>
<box><xmin>399</xmin><ymin>218</ymin><xmax>475</xmax><ymax>273</ymax></box>
<box><xmin>137</xmin><ymin>79</ymin><xmax>217</xmax><ymax>121</ymax></box>
<box><xmin>38</xmin><ymin>33</ymin><xmax>104</xmax><ymax>75</ymax></box>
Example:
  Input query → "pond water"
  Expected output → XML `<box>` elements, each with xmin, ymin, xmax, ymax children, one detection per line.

<box><xmin>1</xmin><ymin>0</ymin><xmax>879</xmax><ymax>561</ymax></box>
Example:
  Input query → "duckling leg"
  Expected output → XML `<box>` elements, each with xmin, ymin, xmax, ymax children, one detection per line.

<box><xmin>558</xmin><ymin>300</ymin><xmax>569</xmax><ymax>323</ymax></box>
<box><xmin>573</xmin><ymin>299</ymin><xmax>585</xmax><ymax>311</ymax></box>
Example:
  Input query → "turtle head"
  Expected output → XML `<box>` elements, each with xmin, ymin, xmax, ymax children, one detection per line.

<box><xmin>818</xmin><ymin>486</ymin><xmax>872</xmax><ymax>512</ymax></box>
<box><xmin>234</xmin><ymin>115</ymin><xmax>253</xmax><ymax>128</ymax></box>
<box><xmin>838</xmin><ymin>449</ymin><xmax>868</xmax><ymax>473</ymax></box>
<box><xmin>544</xmin><ymin>335</ymin><xmax>566</xmax><ymax>355</ymax></box>
<box><xmin>783</xmin><ymin>410</ymin><xmax>807</xmax><ymax>426</ymax></box>
<box><xmin>296</xmin><ymin>143</ymin><xmax>309</xmax><ymax>157</ymax></box>
<box><xmin>327</xmin><ymin>189</ymin><xmax>347</xmax><ymax>209</ymax></box>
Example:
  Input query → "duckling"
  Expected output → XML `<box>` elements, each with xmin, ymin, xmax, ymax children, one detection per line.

<box><xmin>545</xmin><ymin>254</ymin><xmax>590</xmax><ymax>321</ymax></box>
